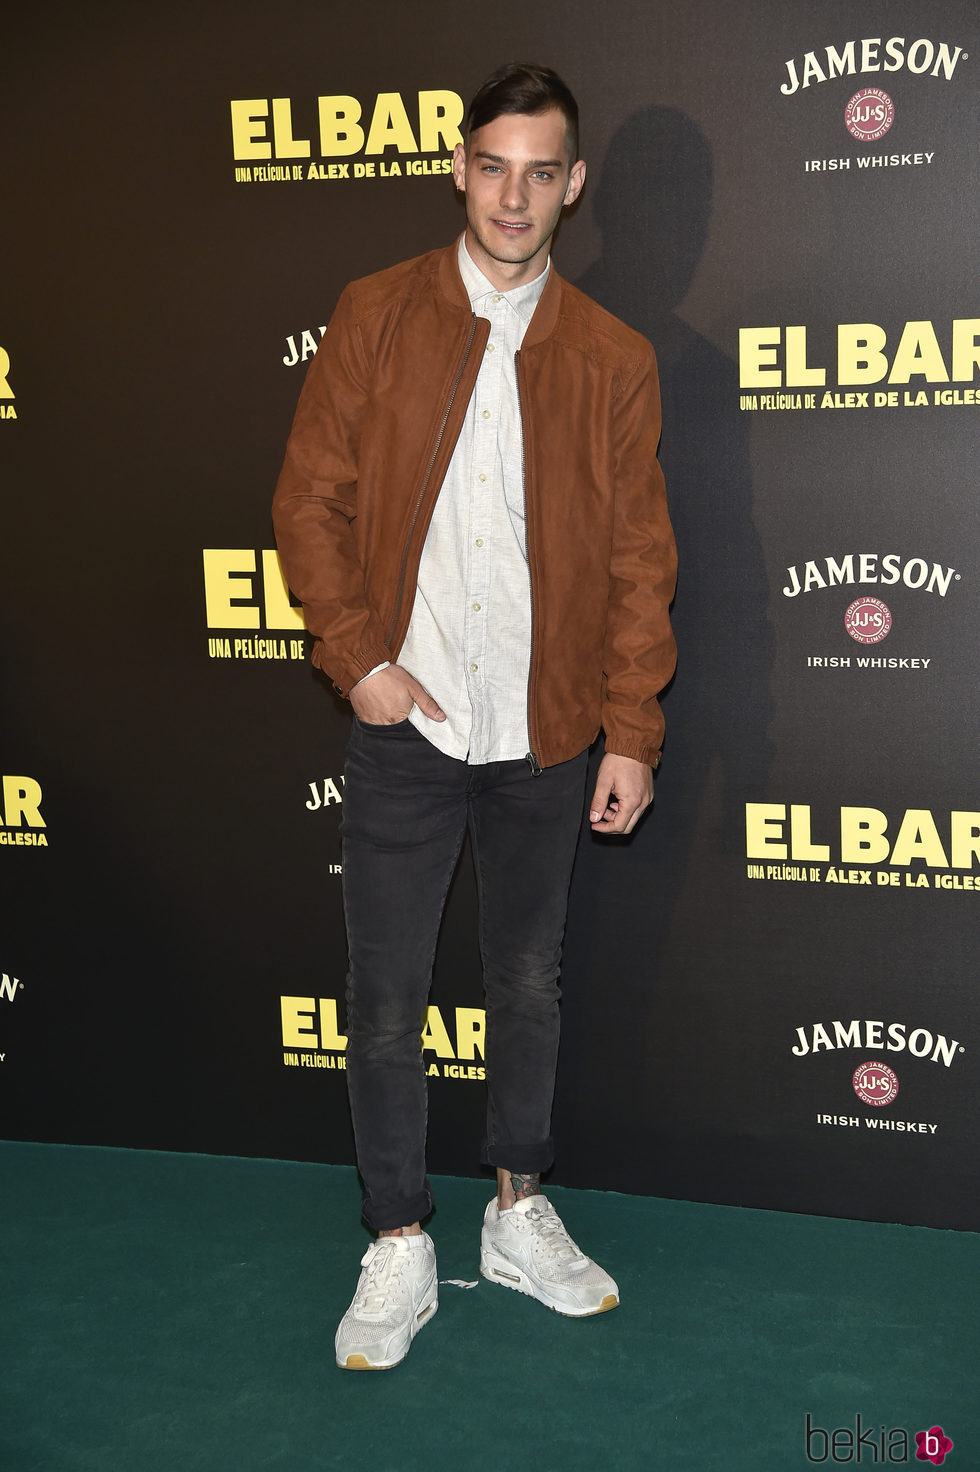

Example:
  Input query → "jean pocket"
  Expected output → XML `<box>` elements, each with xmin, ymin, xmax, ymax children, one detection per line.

<box><xmin>353</xmin><ymin>715</ymin><xmax>413</xmax><ymax>732</ymax></box>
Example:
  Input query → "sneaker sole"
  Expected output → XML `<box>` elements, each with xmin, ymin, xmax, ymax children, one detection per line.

<box><xmin>337</xmin><ymin>1294</ymin><xmax>438</xmax><ymax>1370</ymax></box>
<box><xmin>479</xmin><ymin>1248</ymin><xmax>619</xmax><ymax>1318</ymax></box>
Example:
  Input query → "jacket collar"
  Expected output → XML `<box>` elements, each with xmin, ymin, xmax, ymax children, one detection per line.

<box><xmin>437</xmin><ymin>235</ymin><xmax>562</xmax><ymax>347</ymax></box>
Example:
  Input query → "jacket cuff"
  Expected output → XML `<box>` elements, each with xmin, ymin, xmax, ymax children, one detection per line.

<box><xmin>602</xmin><ymin>737</ymin><xmax>663</xmax><ymax>770</ymax></box>
<box><xmin>350</xmin><ymin>661</ymin><xmax>391</xmax><ymax>692</ymax></box>
<box><xmin>313</xmin><ymin>641</ymin><xmax>393</xmax><ymax>699</ymax></box>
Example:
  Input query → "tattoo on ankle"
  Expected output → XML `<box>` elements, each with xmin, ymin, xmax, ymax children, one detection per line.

<box><xmin>378</xmin><ymin>1227</ymin><xmax>406</xmax><ymax>1237</ymax></box>
<box><xmin>509</xmin><ymin>1172</ymin><xmax>541</xmax><ymax>1201</ymax></box>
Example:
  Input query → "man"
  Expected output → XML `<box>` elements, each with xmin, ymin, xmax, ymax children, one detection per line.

<box><xmin>273</xmin><ymin>62</ymin><xmax>676</xmax><ymax>1371</ymax></box>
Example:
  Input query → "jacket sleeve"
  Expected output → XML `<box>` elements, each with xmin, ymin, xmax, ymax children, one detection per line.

<box><xmin>601</xmin><ymin>342</ymin><xmax>678</xmax><ymax>767</ymax></box>
<box><xmin>271</xmin><ymin>286</ymin><xmax>392</xmax><ymax>696</ymax></box>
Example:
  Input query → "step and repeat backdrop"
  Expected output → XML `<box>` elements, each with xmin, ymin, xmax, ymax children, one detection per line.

<box><xmin>4</xmin><ymin>0</ymin><xmax>978</xmax><ymax>1229</ymax></box>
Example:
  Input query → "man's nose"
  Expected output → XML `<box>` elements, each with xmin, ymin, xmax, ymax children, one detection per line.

<box><xmin>499</xmin><ymin>174</ymin><xmax>529</xmax><ymax>212</ymax></box>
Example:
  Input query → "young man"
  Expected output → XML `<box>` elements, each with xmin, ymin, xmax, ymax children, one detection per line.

<box><xmin>273</xmin><ymin>63</ymin><xmax>677</xmax><ymax>1370</ymax></box>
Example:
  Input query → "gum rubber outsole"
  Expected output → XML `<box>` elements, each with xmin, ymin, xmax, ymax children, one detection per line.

<box><xmin>480</xmin><ymin>1258</ymin><xmax>620</xmax><ymax>1317</ymax></box>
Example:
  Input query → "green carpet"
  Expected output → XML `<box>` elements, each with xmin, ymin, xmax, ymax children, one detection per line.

<box><xmin>2</xmin><ymin>1143</ymin><xmax>976</xmax><ymax>1470</ymax></box>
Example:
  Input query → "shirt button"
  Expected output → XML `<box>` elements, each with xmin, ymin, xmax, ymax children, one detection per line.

<box><xmin>470</xmin><ymin>663</ymin><xmax>479</xmax><ymax>672</ymax></box>
<box><xmin>486</xmin><ymin>342</ymin><xmax>496</xmax><ymax>353</ymax></box>
<box><xmin>475</xmin><ymin>538</ymin><xmax>484</xmax><ymax>547</ymax></box>
<box><xmin>492</xmin><ymin>294</ymin><xmax>502</xmax><ymax>304</ymax></box>
<box><xmin>471</xmin><ymin>602</ymin><xmax>481</xmax><ymax>612</ymax></box>
<box><xmin>482</xmin><ymin>409</ymin><xmax>491</xmax><ymax>419</ymax></box>
<box><xmin>478</xmin><ymin>473</ymin><xmax>487</xmax><ymax>483</ymax></box>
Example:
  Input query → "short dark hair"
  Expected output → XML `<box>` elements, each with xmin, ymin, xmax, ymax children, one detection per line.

<box><xmin>466</xmin><ymin>62</ymin><xmax>580</xmax><ymax>161</ymax></box>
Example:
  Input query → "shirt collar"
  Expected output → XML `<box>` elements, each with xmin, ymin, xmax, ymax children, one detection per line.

<box><xmin>457</xmin><ymin>235</ymin><xmax>550</xmax><ymax>326</ymax></box>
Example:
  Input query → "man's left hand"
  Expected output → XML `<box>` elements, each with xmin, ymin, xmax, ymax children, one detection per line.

<box><xmin>589</xmin><ymin>753</ymin><xmax>653</xmax><ymax>835</ymax></box>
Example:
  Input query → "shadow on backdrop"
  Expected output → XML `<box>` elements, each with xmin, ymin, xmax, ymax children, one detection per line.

<box><xmin>557</xmin><ymin>106</ymin><xmax>774</xmax><ymax>1192</ymax></box>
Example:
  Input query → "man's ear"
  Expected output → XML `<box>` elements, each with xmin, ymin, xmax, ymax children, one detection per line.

<box><xmin>452</xmin><ymin>142</ymin><xmax>467</xmax><ymax>191</ymax></box>
<box><xmin>563</xmin><ymin>158</ymin><xmax>586</xmax><ymax>207</ymax></box>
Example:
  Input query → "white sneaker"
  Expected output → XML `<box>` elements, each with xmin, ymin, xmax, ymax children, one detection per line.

<box><xmin>480</xmin><ymin>1195</ymin><xmax>619</xmax><ymax>1317</ymax></box>
<box><xmin>334</xmin><ymin>1234</ymin><xmax>438</xmax><ymax>1370</ymax></box>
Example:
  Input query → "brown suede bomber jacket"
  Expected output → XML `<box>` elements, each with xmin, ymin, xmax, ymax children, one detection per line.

<box><xmin>272</xmin><ymin>238</ymin><xmax>677</xmax><ymax>771</ymax></box>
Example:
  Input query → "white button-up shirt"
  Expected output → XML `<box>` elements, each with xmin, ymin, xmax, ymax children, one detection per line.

<box><xmin>398</xmin><ymin>237</ymin><xmax>549</xmax><ymax>762</ymax></box>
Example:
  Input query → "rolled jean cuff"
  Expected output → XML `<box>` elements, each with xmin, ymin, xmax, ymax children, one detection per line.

<box><xmin>481</xmin><ymin>1135</ymin><xmax>555</xmax><ymax>1175</ymax></box>
<box><xmin>361</xmin><ymin>1181</ymin><xmax>434</xmax><ymax>1233</ymax></box>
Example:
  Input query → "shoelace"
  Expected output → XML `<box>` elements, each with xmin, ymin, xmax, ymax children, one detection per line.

<box><xmin>355</xmin><ymin>1242</ymin><xmax>405</xmax><ymax>1313</ymax></box>
<box><xmin>522</xmin><ymin>1204</ymin><xmax>587</xmax><ymax>1265</ymax></box>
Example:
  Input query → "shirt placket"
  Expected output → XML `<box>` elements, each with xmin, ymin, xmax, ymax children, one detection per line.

<box><xmin>465</xmin><ymin>291</ymin><xmax>508</xmax><ymax>761</ymax></box>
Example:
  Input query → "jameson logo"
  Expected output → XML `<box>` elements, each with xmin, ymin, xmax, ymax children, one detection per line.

<box><xmin>781</xmin><ymin>37</ymin><xmax>966</xmax><ymax>94</ymax></box>
<box><xmin>305</xmin><ymin>777</ymin><xmax>345</xmax><ymax>810</ymax></box>
<box><xmin>781</xmin><ymin>553</ymin><xmax>958</xmax><ymax>599</ymax></box>
<box><xmin>0</xmin><ymin>972</ymin><xmax>25</xmax><ymax>1065</ymax></box>
<box><xmin>283</xmin><ymin>326</ymin><xmax>326</xmax><ymax>367</ymax></box>
<box><xmin>1</xmin><ymin>973</ymin><xmax>23</xmax><ymax>1003</ymax></box>
<box><xmin>791</xmin><ymin>1020</ymin><xmax>962</xmax><ymax>1068</ymax></box>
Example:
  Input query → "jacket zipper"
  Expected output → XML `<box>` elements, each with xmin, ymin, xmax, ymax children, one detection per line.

<box><xmin>515</xmin><ymin>349</ymin><xmax>541</xmax><ymax>776</ymax></box>
<box><xmin>385</xmin><ymin>313</ymin><xmax>480</xmax><ymax>646</ymax></box>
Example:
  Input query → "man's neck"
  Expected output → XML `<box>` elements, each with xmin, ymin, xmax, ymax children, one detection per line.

<box><xmin>462</xmin><ymin>227</ymin><xmax>552</xmax><ymax>293</ymax></box>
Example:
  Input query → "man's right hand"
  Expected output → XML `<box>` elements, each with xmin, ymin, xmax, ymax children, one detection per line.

<box><xmin>349</xmin><ymin>664</ymin><xmax>446</xmax><ymax>725</ymax></box>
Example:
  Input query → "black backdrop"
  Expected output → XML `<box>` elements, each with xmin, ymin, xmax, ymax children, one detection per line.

<box><xmin>4</xmin><ymin>0</ymin><xmax>978</xmax><ymax>1229</ymax></box>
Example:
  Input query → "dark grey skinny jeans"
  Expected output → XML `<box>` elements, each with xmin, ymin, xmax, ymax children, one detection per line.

<box><xmin>341</xmin><ymin>716</ymin><xmax>588</xmax><ymax>1231</ymax></box>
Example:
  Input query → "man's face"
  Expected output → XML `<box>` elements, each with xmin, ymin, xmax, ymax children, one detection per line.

<box><xmin>452</xmin><ymin>107</ymin><xmax>586</xmax><ymax>290</ymax></box>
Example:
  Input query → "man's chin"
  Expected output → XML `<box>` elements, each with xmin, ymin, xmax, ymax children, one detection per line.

<box><xmin>474</xmin><ymin>231</ymin><xmax>542</xmax><ymax>267</ymax></box>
